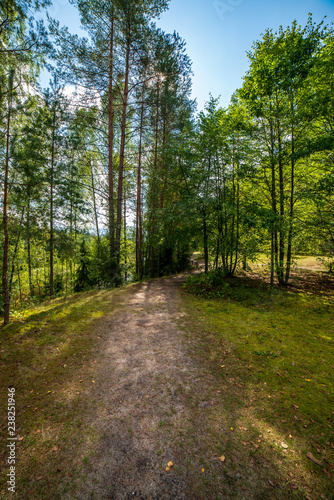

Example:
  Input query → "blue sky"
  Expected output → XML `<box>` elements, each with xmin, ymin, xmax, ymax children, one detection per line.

<box><xmin>44</xmin><ymin>0</ymin><xmax>334</xmax><ymax>111</ymax></box>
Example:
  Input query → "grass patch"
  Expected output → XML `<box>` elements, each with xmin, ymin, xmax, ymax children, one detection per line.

<box><xmin>181</xmin><ymin>270</ymin><xmax>334</xmax><ymax>499</ymax></box>
<box><xmin>0</xmin><ymin>287</ymin><xmax>128</xmax><ymax>499</ymax></box>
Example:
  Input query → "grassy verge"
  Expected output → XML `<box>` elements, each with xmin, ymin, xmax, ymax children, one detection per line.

<box><xmin>183</xmin><ymin>273</ymin><xmax>334</xmax><ymax>499</ymax></box>
<box><xmin>180</xmin><ymin>271</ymin><xmax>334</xmax><ymax>499</ymax></box>
<box><xmin>0</xmin><ymin>287</ymin><xmax>128</xmax><ymax>499</ymax></box>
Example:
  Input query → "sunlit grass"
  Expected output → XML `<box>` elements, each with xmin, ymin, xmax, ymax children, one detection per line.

<box><xmin>181</xmin><ymin>275</ymin><xmax>334</xmax><ymax>498</ymax></box>
<box><xmin>0</xmin><ymin>287</ymin><xmax>128</xmax><ymax>499</ymax></box>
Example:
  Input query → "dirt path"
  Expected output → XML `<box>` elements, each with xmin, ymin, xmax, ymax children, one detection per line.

<box><xmin>72</xmin><ymin>275</ymin><xmax>209</xmax><ymax>499</ymax></box>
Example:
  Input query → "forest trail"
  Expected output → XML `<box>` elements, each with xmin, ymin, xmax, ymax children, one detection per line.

<box><xmin>72</xmin><ymin>275</ymin><xmax>209</xmax><ymax>499</ymax></box>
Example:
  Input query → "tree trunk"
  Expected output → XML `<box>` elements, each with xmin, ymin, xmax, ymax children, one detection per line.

<box><xmin>124</xmin><ymin>188</ymin><xmax>127</xmax><ymax>282</ymax></box>
<box><xmin>277</xmin><ymin>118</ymin><xmax>285</xmax><ymax>285</ymax></box>
<box><xmin>116</xmin><ymin>26</ymin><xmax>130</xmax><ymax>261</ymax></box>
<box><xmin>136</xmin><ymin>85</ymin><xmax>144</xmax><ymax>280</ymax></box>
<box><xmin>50</xmin><ymin>108</ymin><xmax>56</xmax><ymax>299</ymax></box>
<box><xmin>150</xmin><ymin>79</ymin><xmax>160</xmax><ymax>278</ymax></box>
<box><xmin>285</xmin><ymin>98</ymin><xmax>295</xmax><ymax>285</ymax></box>
<box><xmin>2</xmin><ymin>71</ymin><xmax>13</xmax><ymax>325</ymax></box>
<box><xmin>203</xmin><ymin>212</ymin><xmax>208</xmax><ymax>274</ymax></box>
<box><xmin>27</xmin><ymin>201</ymin><xmax>33</xmax><ymax>298</ymax></box>
<box><xmin>9</xmin><ymin>206</ymin><xmax>25</xmax><ymax>293</ymax></box>
<box><xmin>269</xmin><ymin>107</ymin><xmax>278</xmax><ymax>286</ymax></box>
<box><xmin>90</xmin><ymin>156</ymin><xmax>101</xmax><ymax>257</ymax></box>
<box><xmin>108</xmin><ymin>17</ymin><xmax>115</xmax><ymax>261</ymax></box>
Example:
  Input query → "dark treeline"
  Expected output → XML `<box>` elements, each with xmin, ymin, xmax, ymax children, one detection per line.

<box><xmin>1</xmin><ymin>2</ymin><xmax>333</xmax><ymax>324</ymax></box>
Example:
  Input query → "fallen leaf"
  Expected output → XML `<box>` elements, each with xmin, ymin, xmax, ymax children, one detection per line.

<box><xmin>52</xmin><ymin>445</ymin><xmax>59</xmax><ymax>452</ymax></box>
<box><xmin>18</xmin><ymin>436</ymin><xmax>24</xmax><ymax>441</ymax></box>
<box><xmin>219</xmin><ymin>455</ymin><xmax>226</xmax><ymax>462</ymax></box>
<box><xmin>36</xmin><ymin>476</ymin><xmax>43</xmax><ymax>481</ymax></box>
<box><xmin>34</xmin><ymin>429</ymin><xmax>41</xmax><ymax>434</ymax></box>
<box><xmin>242</xmin><ymin>441</ymin><xmax>248</xmax><ymax>446</ymax></box>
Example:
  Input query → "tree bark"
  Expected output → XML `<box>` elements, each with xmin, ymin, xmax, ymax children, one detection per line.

<box><xmin>124</xmin><ymin>187</ymin><xmax>127</xmax><ymax>282</ymax></box>
<box><xmin>269</xmin><ymin>106</ymin><xmax>278</xmax><ymax>286</ymax></box>
<box><xmin>2</xmin><ymin>70</ymin><xmax>13</xmax><ymax>325</ymax></box>
<box><xmin>27</xmin><ymin>200</ymin><xmax>33</xmax><ymax>298</ymax></box>
<box><xmin>285</xmin><ymin>98</ymin><xmax>295</xmax><ymax>285</ymax></box>
<box><xmin>90</xmin><ymin>156</ymin><xmax>101</xmax><ymax>257</ymax></box>
<box><xmin>203</xmin><ymin>211</ymin><xmax>208</xmax><ymax>274</ymax></box>
<box><xmin>50</xmin><ymin>107</ymin><xmax>56</xmax><ymax>299</ymax></box>
<box><xmin>108</xmin><ymin>17</ymin><xmax>115</xmax><ymax>261</ymax></box>
<box><xmin>150</xmin><ymin>79</ymin><xmax>160</xmax><ymax>278</ymax></box>
<box><xmin>116</xmin><ymin>26</ymin><xmax>130</xmax><ymax>261</ymax></box>
<box><xmin>9</xmin><ymin>206</ymin><xmax>25</xmax><ymax>293</ymax></box>
<box><xmin>277</xmin><ymin>116</ymin><xmax>285</xmax><ymax>285</ymax></box>
<box><xmin>136</xmin><ymin>85</ymin><xmax>145</xmax><ymax>280</ymax></box>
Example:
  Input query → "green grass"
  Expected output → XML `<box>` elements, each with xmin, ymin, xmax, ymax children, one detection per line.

<box><xmin>181</xmin><ymin>271</ymin><xmax>334</xmax><ymax>498</ymax></box>
<box><xmin>0</xmin><ymin>287</ymin><xmax>128</xmax><ymax>499</ymax></box>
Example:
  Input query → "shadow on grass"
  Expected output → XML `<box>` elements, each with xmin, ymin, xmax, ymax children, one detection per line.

<box><xmin>179</xmin><ymin>276</ymin><xmax>334</xmax><ymax>499</ymax></box>
<box><xmin>0</xmin><ymin>286</ymin><xmax>130</xmax><ymax>499</ymax></box>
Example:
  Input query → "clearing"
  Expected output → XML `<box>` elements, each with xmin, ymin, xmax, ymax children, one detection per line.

<box><xmin>0</xmin><ymin>270</ymin><xmax>333</xmax><ymax>499</ymax></box>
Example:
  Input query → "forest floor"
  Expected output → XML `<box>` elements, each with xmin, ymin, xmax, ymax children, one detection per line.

<box><xmin>0</xmin><ymin>267</ymin><xmax>333</xmax><ymax>499</ymax></box>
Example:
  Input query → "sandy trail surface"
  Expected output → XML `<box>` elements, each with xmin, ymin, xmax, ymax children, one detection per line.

<box><xmin>73</xmin><ymin>275</ymin><xmax>209</xmax><ymax>499</ymax></box>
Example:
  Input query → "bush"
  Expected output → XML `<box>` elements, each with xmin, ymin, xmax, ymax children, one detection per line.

<box><xmin>183</xmin><ymin>269</ymin><xmax>230</xmax><ymax>299</ymax></box>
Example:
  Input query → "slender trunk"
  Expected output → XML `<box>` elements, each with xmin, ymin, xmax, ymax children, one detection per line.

<box><xmin>160</xmin><ymin>104</ymin><xmax>167</xmax><ymax>210</ymax></box>
<box><xmin>136</xmin><ymin>86</ymin><xmax>144</xmax><ymax>280</ymax></box>
<box><xmin>269</xmin><ymin>107</ymin><xmax>277</xmax><ymax>286</ymax></box>
<box><xmin>215</xmin><ymin>236</ymin><xmax>220</xmax><ymax>269</ymax></box>
<box><xmin>203</xmin><ymin>212</ymin><xmax>208</xmax><ymax>274</ymax></box>
<box><xmin>277</xmin><ymin>120</ymin><xmax>285</xmax><ymax>285</ymax></box>
<box><xmin>90</xmin><ymin>156</ymin><xmax>101</xmax><ymax>257</ymax></box>
<box><xmin>232</xmin><ymin>182</ymin><xmax>240</xmax><ymax>276</ymax></box>
<box><xmin>17</xmin><ymin>265</ymin><xmax>22</xmax><ymax>308</ymax></box>
<box><xmin>285</xmin><ymin>98</ymin><xmax>295</xmax><ymax>285</ymax></box>
<box><xmin>50</xmin><ymin>109</ymin><xmax>56</xmax><ymax>299</ymax></box>
<box><xmin>108</xmin><ymin>17</ymin><xmax>115</xmax><ymax>260</ymax></box>
<box><xmin>27</xmin><ymin>201</ymin><xmax>33</xmax><ymax>298</ymax></box>
<box><xmin>9</xmin><ymin>206</ymin><xmax>25</xmax><ymax>293</ymax></box>
<box><xmin>124</xmin><ymin>190</ymin><xmax>127</xmax><ymax>282</ymax></box>
<box><xmin>116</xmin><ymin>27</ymin><xmax>130</xmax><ymax>260</ymax></box>
<box><xmin>229</xmin><ymin>156</ymin><xmax>236</xmax><ymax>275</ymax></box>
<box><xmin>150</xmin><ymin>80</ymin><xmax>160</xmax><ymax>278</ymax></box>
<box><xmin>2</xmin><ymin>70</ymin><xmax>13</xmax><ymax>325</ymax></box>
